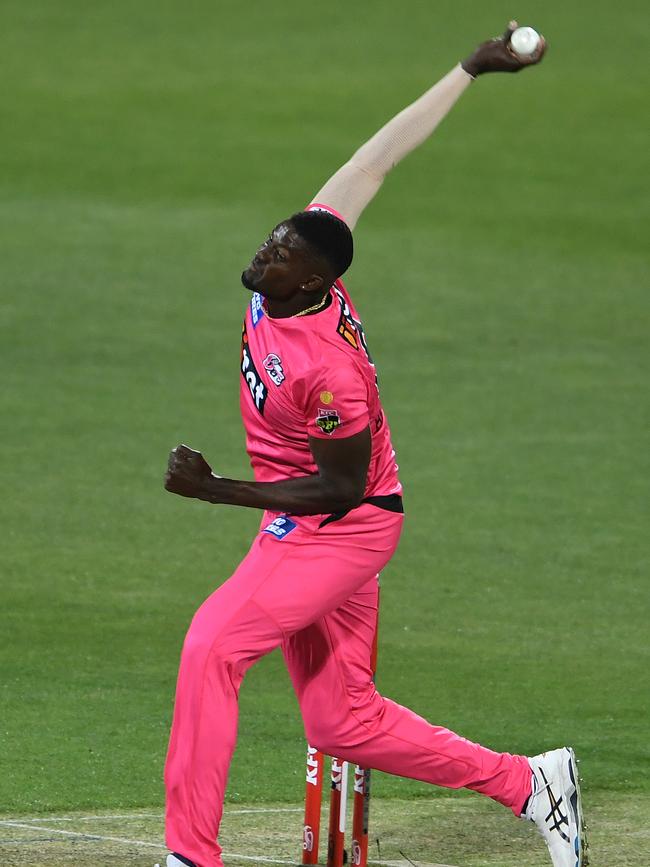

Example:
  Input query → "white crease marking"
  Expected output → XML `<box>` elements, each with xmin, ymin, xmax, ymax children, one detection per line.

<box><xmin>0</xmin><ymin>818</ymin><xmax>459</xmax><ymax>867</ymax></box>
<box><xmin>0</xmin><ymin>821</ymin><xmax>300</xmax><ymax>864</ymax></box>
<box><xmin>0</xmin><ymin>821</ymin><xmax>161</xmax><ymax>848</ymax></box>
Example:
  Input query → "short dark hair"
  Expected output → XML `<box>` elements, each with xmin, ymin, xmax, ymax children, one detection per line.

<box><xmin>287</xmin><ymin>210</ymin><xmax>354</xmax><ymax>279</ymax></box>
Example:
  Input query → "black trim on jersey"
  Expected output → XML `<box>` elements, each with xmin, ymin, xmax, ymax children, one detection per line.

<box><xmin>318</xmin><ymin>494</ymin><xmax>403</xmax><ymax>528</ymax></box>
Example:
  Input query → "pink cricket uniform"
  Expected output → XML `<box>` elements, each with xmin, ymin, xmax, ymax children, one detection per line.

<box><xmin>241</xmin><ymin>268</ymin><xmax>402</xmax><ymax>529</ymax></box>
<box><xmin>164</xmin><ymin>205</ymin><xmax>532</xmax><ymax>867</ymax></box>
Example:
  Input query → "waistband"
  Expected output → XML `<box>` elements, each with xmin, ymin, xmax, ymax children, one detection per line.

<box><xmin>318</xmin><ymin>493</ymin><xmax>404</xmax><ymax>529</ymax></box>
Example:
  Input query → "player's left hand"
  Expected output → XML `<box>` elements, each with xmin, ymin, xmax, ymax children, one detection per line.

<box><xmin>164</xmin><ymin>443</ymin><xmax>215</xmax><ymax>499</ymax></box>
<box><xmin>461</xmin><ymin>20</ymin><xmax>547</xmax><ymax>77</ymax></box>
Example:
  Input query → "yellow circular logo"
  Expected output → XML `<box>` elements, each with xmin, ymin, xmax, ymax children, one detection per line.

<box><xmin>320</xmin><ymin>391</ymin><xmax>334</xmax><ymax>405</ymax></box>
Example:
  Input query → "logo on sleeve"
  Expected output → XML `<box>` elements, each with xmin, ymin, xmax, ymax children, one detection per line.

<box><xmin>333</xmin><ymin>287</ymin><xmax>373</xmax><ymax>364</ymax></box>
<box><xmin>336</xmin><ymin>311</ymin><xmax>360</xmax><ymax>350</ymax></box>
<box><xmin>263</xmin><ymin>516</ymin><xmax>297</xmax><ymax>538</ymax></box>
<box><xmin>316</xmin><ymin>407</ymin><xmax>341</xmax><ymax>435</ymax></box>
<box><xmin>263</xmin><ymin>353</ymin><xmax>285</xmax><ymax>386</ymax></box>
<box><xmin>241</xmin><ymin>324</ymin><xmax>268</xmax><ymax>414</ymax></box>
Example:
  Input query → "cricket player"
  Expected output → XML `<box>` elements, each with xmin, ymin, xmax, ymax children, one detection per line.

<box><xmin>159</xmin><ymin>22</ymin><xmax>586</xmax><ymax>867</ymax></box>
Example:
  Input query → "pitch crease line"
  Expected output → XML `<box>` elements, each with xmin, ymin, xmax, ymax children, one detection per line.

<box><xmin>0</xmin><ymin>822</ymin><xmax>297</xmax><ymax>865</ymax></box>
<box><xmin>0</xmin><ymin>820</ymin><xmax>459</xmax><ymax>867</ymax></box>
<box><xmin>0</xmin><ymin>821</ymin><xmax>161</xmax><ymax>848</ymax></box>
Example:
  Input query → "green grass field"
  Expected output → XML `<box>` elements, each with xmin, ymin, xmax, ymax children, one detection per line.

<box><xmin>2</xmin><ymin>1</ymin><xmax>649</xmax><ymax>864</ymax></box>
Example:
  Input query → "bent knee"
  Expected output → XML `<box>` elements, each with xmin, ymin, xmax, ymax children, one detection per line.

<box><xmin>181</xmin><ymin>623</ymin><xmax>239</xmax><ymax>669</ymax></box>
<box><xmin>304</xmin><ymin>693</ymin><xmax>384</xmax><ymax>755</ymax></box>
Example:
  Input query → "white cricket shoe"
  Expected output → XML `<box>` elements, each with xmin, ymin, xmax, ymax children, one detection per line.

<box><xmin>154</xmin><ymin>856</ymin><xmax>196</xmax><ymax>867</ymax></box>
<box><xmin>524</xmin><ymin>747</ymin><xmax>588</xmax><ymax>866</ymax></box>
<box><xmin>167</xmin><ymin>857</ymin><xmax>196</xmax><ymax>867</ymax></box>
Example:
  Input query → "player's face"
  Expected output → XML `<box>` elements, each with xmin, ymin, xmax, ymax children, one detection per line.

<box><xmin>241</xmin><ymin>223</ymin><xmax>323</xmax><ymax>300</ymax></box>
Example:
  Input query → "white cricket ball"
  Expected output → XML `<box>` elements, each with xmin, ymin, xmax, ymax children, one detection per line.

<box><xmin>510</xmin><ymin>26</ymin><xmax>541</xmax><ymax>57</ymax></box>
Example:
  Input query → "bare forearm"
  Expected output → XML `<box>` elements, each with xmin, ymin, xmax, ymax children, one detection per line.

<box><xmin>348</xmin><ymin>64</ymin><xmax>472</xmax><ymax>179</ymax></box>
<box><xmin>197</xmin><ymin>473</ymin><xmax>362</xmax><ymax>515</ymax></box>
<box><xmin>311</xmin><ymin>24</ymin><xmax>546</xmax><ymax>229</ymax></box>
<box><xmin>165</xmin><ymin>433</ymin><xmax>371</xmax><ymax>515</ymax></box>
<box><xmin>312</xmin><ymin>64</ymin><xmax>472</xmax><ymax>228</ymax></box>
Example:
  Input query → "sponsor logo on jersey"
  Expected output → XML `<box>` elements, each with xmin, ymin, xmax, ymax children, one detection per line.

<box><xmin>316</xmin><ymin>407</ymin><xmax>341</xmax><ymax>435</ymax></box>
<box><xmin>250</xmin><ymin>292</ymin><xmax>265</xmax><ymax>328</ymax></box>
<box><xmin>263</xmin><ymin>516</ymin><xmax>297</xmax><ymax>538</ymax></box>
<box><xmin>241</xmin><ymin>324</ymin><xmax>268</xmax><ymax>414</ymax></box>
<box><xmin>333</xmin><ymin>286</ymin><xmax>374</xmax><ymax>364</ymax></box>
<box><xmin>263</xmin><ymin>352</ymin><xmax>285</xmax><ymax>386</ymax></box>
<box><xmin>337</xmin><ymin>311</ymin><xmax>360</xmax><ymax>349</ymax></box>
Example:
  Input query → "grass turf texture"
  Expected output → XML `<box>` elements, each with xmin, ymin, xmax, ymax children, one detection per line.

<box><xmin>0</xmin><ymin>794</ymin><xmax>648</xmax><ymax>865</ymax></box>
<box><xmin>1</xmin><ymin>0</ymin><xmax>648</xmax><ymax>847</ymax></box>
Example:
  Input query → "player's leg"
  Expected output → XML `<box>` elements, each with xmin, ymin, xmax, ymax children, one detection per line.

<box><xmin>283</xmin><ymin>575</ymin><xmax>532</xmax><ymax>815</ymax></box>
<box><xmin>164</xmin><ymin>549</ymin><xmax>284</xmax><ymax>867</ymax></box>
<box><xmin>164</xmin><ymin>505</ymin><xmax>403</xmax><ymax>867</ymax></box>
<box><xmin>284</xmin><ymin>570</ymin><xmax>586</xmax><ymax>865</ymax></box>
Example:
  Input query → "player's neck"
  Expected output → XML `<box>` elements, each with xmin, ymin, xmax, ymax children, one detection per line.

<box><xmin>266</xmin><ymin>291</ymin><xmax>332</xmax><ymax>319</ymax></box>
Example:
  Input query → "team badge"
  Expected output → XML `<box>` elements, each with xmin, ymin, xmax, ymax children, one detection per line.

<box><xmin>320</xmin><ymin>390</ymin><xmax>334</xmax><ymax>405</ymax></box>
<box><xmin>316</xmin><ymin>407</ymin><xmax>341</xmax><ymax>435</ymax></box>
<box><xmin>263</xmin><ymin>353</ymin><xmax>285</xmax><ymax>386</ymax></box>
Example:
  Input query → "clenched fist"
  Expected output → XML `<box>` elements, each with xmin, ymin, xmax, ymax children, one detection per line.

<box><xmin>164</xmin><ymin>444</ymin><xmax>216</xmax><ymax>500</ymax></box>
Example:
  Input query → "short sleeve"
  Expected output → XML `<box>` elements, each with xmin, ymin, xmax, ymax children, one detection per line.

<box><xmin>305</xmin><ymin>202</ymin><xmax>349</xmax><ymax>228</ymax></box>
<box><xmin>298</xmin><ymin>362</ymin><xmax>370</xmax><ymax>440</ymax></box>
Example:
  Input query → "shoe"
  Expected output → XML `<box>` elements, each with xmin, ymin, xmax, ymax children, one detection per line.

<box><xmin>154</xmin><ymin>856</ymin><xmax>197</xmax><ymax>867</ymax></box>
<box><xmin>524</xmin><ymin>747</ymin><xmax>588</xmax><ymax>866</ymax></box>
<box><xmin>168</xmin><ymin>856</ymin><xmax>197</xmax><ymax>867</ymax></box>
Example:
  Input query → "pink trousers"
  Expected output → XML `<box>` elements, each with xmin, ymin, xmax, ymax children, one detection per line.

<box><xmin>164</xmin><ymin>505</ymin><xmax>532</xmax><ymax>867</ymax></box>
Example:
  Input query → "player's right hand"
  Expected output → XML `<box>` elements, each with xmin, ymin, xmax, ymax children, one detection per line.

<box><xmin>164</xmin><ymin>443</ymin><xmax>214</xmax><ymax>500</ymax></box>
<box><xmin>461</xmin><ymin>21</ymin><xmax>547</xmax><ymax>77</ymax></box>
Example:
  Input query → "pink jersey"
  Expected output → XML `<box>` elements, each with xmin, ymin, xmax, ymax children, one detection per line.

<box><xmin>239</xmin><ymin>206</ymin><xmax>401</xmax><ymax>521</ymax></box>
